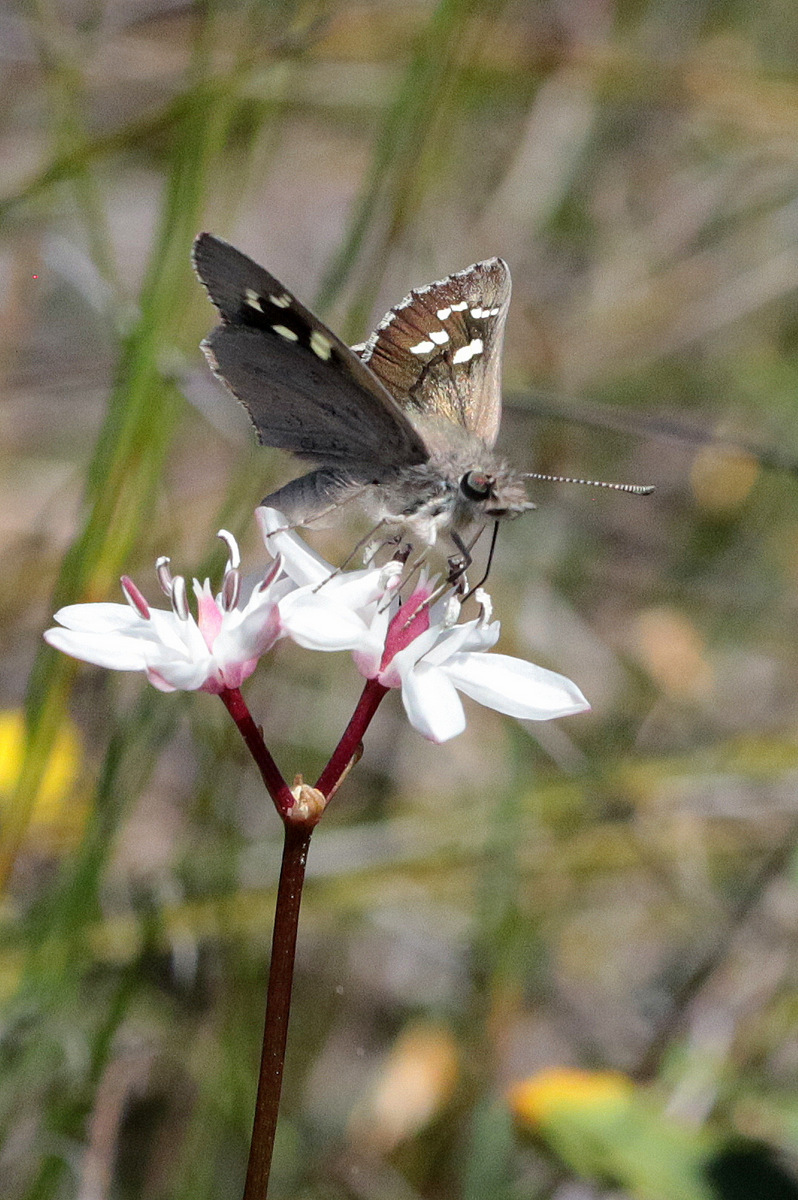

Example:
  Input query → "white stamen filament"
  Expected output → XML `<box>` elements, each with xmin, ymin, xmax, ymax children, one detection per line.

<box><xmin>475</xmin><ymin>588</ymin><xmax>492</xmax><ymax>624</ymax></box>
<box><xmin>156</xmin><ymin>556</ymin><xmax>173</xmax><ymax>596</ymax></box>
<box><xmin>221</xmin><ymin>567</ymin><xmax>241</xmax><ymax>612</ymax></box>
<box><xmin>170</xmin><ymin>574</ymin><xmax>189</xmax><ymax>620</ymax></box>
<box><xmin>217</xmin><ymin>529</ymin><xmax>240</xmax><ymax>572</ymax></box>
<box><xmin>258</xmin><ymin>553</ymin><xmax>284</xmax><ymax>592</ymax></box>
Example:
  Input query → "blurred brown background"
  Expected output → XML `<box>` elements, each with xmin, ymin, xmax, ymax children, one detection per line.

<box><xmin>2</xmin><ymin>1</ymin><xmax>798</xmax><ymax>1197</ymax></box>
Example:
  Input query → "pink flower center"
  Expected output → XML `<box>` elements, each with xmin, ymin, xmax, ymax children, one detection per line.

<box><xmin>196</xmin><ymin>590</ymin><xmax>223</xmax><ymax>650</ymax></box>
<box><xmin>380</xmin><ymin>587</ymin><xmax>432</xmax><ymax>671</ymax></box>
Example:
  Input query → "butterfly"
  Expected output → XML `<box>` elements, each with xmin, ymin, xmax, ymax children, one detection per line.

<box><xmin>193</xmin><ymin>239</ymin><xmax>653</xmax><ymax>568</ymax></box>
<box><xmin>193</xmin><ymin>234</ymin><xmax>535</xmax><ymax>569</ymax></box>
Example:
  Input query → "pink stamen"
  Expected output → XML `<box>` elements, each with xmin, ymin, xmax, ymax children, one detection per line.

<box><xmin>121</xmin><ymin>576</ymin><xmax>150</xmax><ymax>619</ymax></box>
<box><xmin>379</xmin><ymin>586</ymin><xmax>432</xmax><ymax>672</ymax></box>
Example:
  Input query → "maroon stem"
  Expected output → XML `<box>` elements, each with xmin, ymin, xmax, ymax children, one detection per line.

<box><xmin>242</xmin><ymin>821</ymin><xmax>312</xmax><ymax>1200</ymax></box>
<box><xmin>220</xmin><ymin>687</ymin><xmax>295</xmax><ymax>818</ymax></box>
<box><xmin>315</xmin><ymin>676</ymin><xmax>389</xmax><ymax>798</ymax></box>
<box><xmin>225</xmin><ymin>677</ymin><xmax>390</xmax><ymax>1199</ymax></box>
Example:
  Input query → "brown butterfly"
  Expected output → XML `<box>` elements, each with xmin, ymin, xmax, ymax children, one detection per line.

<box><xmin>193</xmin><ymin>235</ymin><xmax>648</xmax><ymax>569</ymax></box>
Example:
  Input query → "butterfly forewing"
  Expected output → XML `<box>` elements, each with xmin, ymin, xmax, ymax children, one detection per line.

<box><xmin>192</xmin><ymin>234</ymin><xmax>428</xmax><ymax>469</ymax></box>
<box><xmin>356</xmin><ymin>258</ymin><xmax>511</xmax><ymax>448</ymax></box>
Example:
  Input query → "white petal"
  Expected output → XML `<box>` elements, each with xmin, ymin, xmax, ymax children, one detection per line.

<box><xmin>280</xmin><ymin>595</ymin><xmax>370</xmax><ymax>651</ymax></box>
<box><xmin>51</xmin><ymin>602</ymin><xmax>144</xmax><ymax>634</ymax></box>
<box><xmin>225</xmin><ymin>591</ymin><xmax>282</xmax><ymax>655</ymax></box>
<box><xmin>444</xmin><ymin>654</ymin><xmax>590</xmax><ymax>720</ymax></box>
<box><xmin>44</xmin><ymin>628</ymin><xmax>151</xmax><ymax>671</ymax></box>
<box><xmin>320</xmin><ymin>566</ymin><xmax>391</xmax><ymax>610</ymax></box>
<box><xmin>54</xmin><ymin>602</ymin><xmax>205</xmax><ymax>660</ymax></box>
<box><xmin>459</xmin><ymin>618</ymin><xmax>502</xmax><ymax>654</ymax></box>
<box><xmin>388</xmin><ymin>624</ymin><xmax>447</xmax><ymax>674</ymax></box>
<box><xmin>144</xmin><ymin>654</ymin><xmax>214</xmax><ymax>691</ymax></box>
<box><xmin>356</xmin><ymin>597</ymin><xmax>394</xmax><ymax>678</ymax></box>
<box><xmin>213</xmin><ymin>605</ymin><xmax>281</xmax><ymax>670</ymax></box>
<box><xmin>352</xmin><ymin>646</ymin><xmax>381</xmax><ymax>678</ymax></box>
<box><xmin>144</xmin><ymin>667</ymin><xmax>180</xmax><ymax>692</ymax></box>
<box><xmin>401</xmin><ymin>663</ymin><xmax>466</xmax><ymax>742</ymax></box>
<box><xmin>149</xmin><ymin>609</ymin><xmax>207</xmax><ymax>658</ymax></box>
<box><xmin>255</xmin><ymin>507</ymin><xmax>333</xmax><ymax>587</ymax></box>
<box><xmin>422</xmin><ymin>617</ymin><xmax>500</xmax><ymax>667</ymax></box>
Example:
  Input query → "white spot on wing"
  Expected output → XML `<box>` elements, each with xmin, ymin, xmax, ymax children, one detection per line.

<box><xmin>270</xmin><ymin>292</ymin><xmax>292</xmax><ymax>308</ymax></box>
<box><xmin>450</xmin><ymin>301</ymin><xmax>467</xmax><ymax>312</ymax></box>
<box><xmin>273</xmin><ymin>324</ymin><xmax>299</xmax><ymax>341</ymax></box>
<box><xmin>310</xmin><ymin>330</ymin><xmax>333</xmax><ymax>360</ymax></box>
<box><xmin>452</xmin><ymin>337</ymin><xmax>483</xmax><ymax>364</ymax></box>
<box><xmin>436</xmin><ymin>307</ymin><xmax>451</xmax><ymax>320</ymax></box>
<box><xmin>409</xmin><ymin>339</ymin><xmax>435</xmax><ymax>355</ymax></box>
<box><xmin>429</xmin><ymin>329</ymin><xmax>449</xmax><ymax>345</ymax></box>
<box><xmin>245</xmin><ymin>288</ymin><xmax>263</xmax><ymax>312</ymax></box>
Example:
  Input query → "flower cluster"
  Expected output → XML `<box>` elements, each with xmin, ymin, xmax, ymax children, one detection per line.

<box><xmin>45</xmin><ymin>509</ymin><xmax>589</xmax><ymax>741</ymax></box>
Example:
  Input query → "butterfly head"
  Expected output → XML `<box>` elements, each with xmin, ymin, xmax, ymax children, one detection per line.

<box><xmin>457</xmin><ymin>466</ymin><xmax>535</xmax><ymax>522</ymax></box>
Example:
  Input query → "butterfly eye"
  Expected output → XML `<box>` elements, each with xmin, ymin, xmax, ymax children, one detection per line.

<box><xmin>460</xmin><ymin>471</ymin><xmax>493</xmax><ymax>501</ymax></box>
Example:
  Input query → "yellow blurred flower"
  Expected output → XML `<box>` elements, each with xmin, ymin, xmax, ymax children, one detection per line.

<box><xmin>0</xmin><ymin>710</ymin><xmax>86</xmax><ymax>851</ymax></box>
<box><xmin>690</xmin><ymin>445</ymin><xmax>759</xmax><ymax>513</ymax></box>
<box><xmin>348</xmin><ymin>1022</ymin><xmax>460</xmax><ymax>1153</ymax></box>
<box><xmin>509</xmin><ymin>1066</ymin><xmax>634</xmax><ymax>1127</ymax></box>
<box><xmin>634</xmin><ymin>606</ymin><xmax>713</xmax><ymax>699</ymax></box>
<box><xmin>508</xmin><ymin>1067</ymin><xmax>715</xmax><ymax>1200</ymax></box>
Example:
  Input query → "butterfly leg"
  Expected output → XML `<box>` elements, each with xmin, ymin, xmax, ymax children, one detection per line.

<box><xmin>461</xmin><ymin>521</ymin><xmax>501</xmax><ymax>602</ymax></box>
<box><xmin>363</xmin><ymin>531</ymin><xmax>404</xmax><ymax>567</ymax></box>
<box><xmin>311</xmin><ymin>519</ymin><xmax>392</xmax><ymax>592</ymax></box>
<box><xmin>447</xmin><ymin>531</ymin><xmax>473</xmax><ymax>586</ymax></box>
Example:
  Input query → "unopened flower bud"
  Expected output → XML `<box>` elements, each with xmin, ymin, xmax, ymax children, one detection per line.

<box><xmin>289</xmin><ymin>782</ymin><xmax>327</xmax><ymax>825</ymax></box>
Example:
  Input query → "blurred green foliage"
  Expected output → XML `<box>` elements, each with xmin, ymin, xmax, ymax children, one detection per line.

<box><xmin>3</xmin><ymin>0</ymin><xmax>798</xmax><ymax>1196</ymax></box>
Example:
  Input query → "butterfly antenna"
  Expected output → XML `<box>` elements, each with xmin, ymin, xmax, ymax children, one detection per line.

<box><xmin>524</xmin><ymin>472</ymin><xmax>654</xmax><ymax>495</ymax></box>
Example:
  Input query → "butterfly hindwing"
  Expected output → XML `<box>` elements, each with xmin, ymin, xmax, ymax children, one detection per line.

<box><xmin>356</xmin><ymin>258</ymin><xmax>511</xmax><ymax>448</ymax></box>
<box><xmin>193</xmin><ymin>234</ymin><xmax>428</xmax><ymax>470</ymax></box>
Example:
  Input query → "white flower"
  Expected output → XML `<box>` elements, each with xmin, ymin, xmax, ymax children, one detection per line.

<box><xmin>46</xmin><ymin>507</ymin><xmax>590</xmax><ymax>741</ymax></box>
<box><xmin>44</xmin><ymin>531</ymin><xmax>285</xmax><ymax>694</ymax></box>
<box><xmin>257</xmin><ymin>508</ymin><xmax>590</xmax><ymax>743</ymax></box>
<box><xmin>256</xmin><ymin>506</ymin><xmax>404</xmax><ymax>651</ymax></box>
